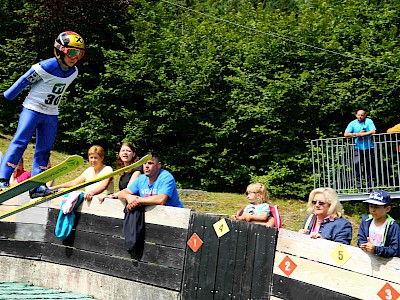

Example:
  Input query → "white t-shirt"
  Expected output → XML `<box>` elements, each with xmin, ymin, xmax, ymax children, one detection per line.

<box><xmin>369</xmin><ymin>219</ymin><xmax>388</xmax><ymax>246</ymax></box>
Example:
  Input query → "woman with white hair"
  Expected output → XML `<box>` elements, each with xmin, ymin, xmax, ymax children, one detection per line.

<box><xmin>298</xmin><ymin>187</ymin><xmax>353</xmax><ymax>245</ymax></box>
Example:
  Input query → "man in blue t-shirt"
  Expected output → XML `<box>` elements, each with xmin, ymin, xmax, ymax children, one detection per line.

<box><xmin>119</xmin><ymin>152</ymin><xmax>184</xmax><ymax>210</ymax></box>
<box><xmin>344</xmin><ymin>110</ymin><xmax>377</xmax><ymax>190</ymax></box>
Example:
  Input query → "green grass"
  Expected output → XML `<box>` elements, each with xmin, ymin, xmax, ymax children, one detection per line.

<box><xmin>0</xmin><ymin>133</ymin><xmax>372</xmax><ymax>246</ymax></box>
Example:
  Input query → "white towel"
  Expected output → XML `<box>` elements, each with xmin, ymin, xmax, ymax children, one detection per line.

<box><xmin>62</xmin><ymin>190</ymin><xmax>84</xmax><ymax>214</ymax></box>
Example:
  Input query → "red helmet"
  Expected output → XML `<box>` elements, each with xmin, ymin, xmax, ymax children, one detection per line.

<box><xmin>54</xmin><ymin>31</ymin><xmax>85</xmax><ymax>61</ymax></box>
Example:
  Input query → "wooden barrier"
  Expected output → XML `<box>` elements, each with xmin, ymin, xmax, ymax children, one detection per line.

<box><xmin>2</xmin><ymin>193</ymin><xmax>399</xmax><ymax>300</ymax></box>
<box><xmin>0</xmin><ymin>194</ymin><xmax>277</xmax><ymax>299</ymax></box>
<box><xmin>272</xmin><ymin>229</ymin><xmax>400</xmax><ymax>300</ymax></box>
<box><xmin>1</xmin><ymin>194</ymin><xmax>191</xmax><ymax>299</ymax></box>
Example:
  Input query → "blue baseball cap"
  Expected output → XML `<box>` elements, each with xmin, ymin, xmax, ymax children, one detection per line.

<box><xmin>364</xmin><ymin>190</ymin><xmax>392</xmax><ymax>206</ymax></box>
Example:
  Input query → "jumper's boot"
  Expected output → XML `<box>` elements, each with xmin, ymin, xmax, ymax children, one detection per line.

<box><xmin>29</xmin><ymin>185</ymin><xmax>54</xmax><ymax>199</ymax></box>
<box><xmin>0</xmin><ymin>179</ymin><xmax>9</xmax><ymax>191</ymax></box>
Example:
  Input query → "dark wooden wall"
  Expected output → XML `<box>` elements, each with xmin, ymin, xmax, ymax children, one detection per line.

<box><xmin>2</xmin><ymin>202</ymin><xmax>400</xmax><ymax>300</ymax></box>
<box><xmin>1</xmin><ymin>208</ymin><xmax>188</xmax><ymax>291</ymax></box>
<box><xmin>182</xmin><ymin>212</ymin><xmax>278</xmax><ymax>300</ymax></box>
<box><xmin>48</xmin><ymin>209</ymin><xmax>189</xmax><ymax>291</ymax></box>
<box><xmin>0</xmin><ymin>207</ymin><xmax>278</xmax><ymax>299</ymax></box>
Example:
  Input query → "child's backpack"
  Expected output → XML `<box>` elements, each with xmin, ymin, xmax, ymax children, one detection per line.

<box><xmin>270</xmin><ymin>205</ymin><xmax>283</xmax><ymax>230</ymax></box>
<box><xmin>236</xmin><ymin>204</ymin><xmax>283</xmax><ymax>230</ymax></box>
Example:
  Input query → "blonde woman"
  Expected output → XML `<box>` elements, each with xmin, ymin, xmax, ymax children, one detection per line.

<box><xmin>231</xmin><ymin>182</ymin><xmax>275</xmax><ymax>227</ymax></box>
<box><xmin>299</xmin><ymin>187</ymin><xmax>352</xmax><ymax>245</ymax></box>
<box><xmin>52</xmin><ymin>145</ymin><xmax>113</xmax><ymax>201</ymax></box>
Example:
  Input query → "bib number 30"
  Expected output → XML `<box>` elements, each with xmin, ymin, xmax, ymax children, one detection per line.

<box><xmin>45</xmin><ymin>94</ymin><xmax>61</xmax><ymax>105</ymax></box>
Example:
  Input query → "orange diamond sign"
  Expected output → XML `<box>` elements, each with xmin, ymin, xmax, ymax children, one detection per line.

<box><xmin>187</xmin><ymin>233</ymin><xmax>203</xmax><ymax>252</ymax></box>
<box><xmin>278</xmin><ymin>255</ymin><xmax>297</xmax><ymax>277</ymax></box>
<box><xmin>378</xmin><ymin>283</ymin><xmax>400</xmax><ymax>300</ymax></box>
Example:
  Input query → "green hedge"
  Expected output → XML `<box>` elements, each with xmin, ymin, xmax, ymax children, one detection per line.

<box><xmin>1</xmin><ymin>0</ymin><xmax>400</xmax><ymax>197</ymax></box>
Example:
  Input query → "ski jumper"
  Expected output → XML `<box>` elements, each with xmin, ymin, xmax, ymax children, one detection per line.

<box><xmin>0</xmin><ymin>57</ymin><xmax>78</xmax><ymax>180</ymax></box>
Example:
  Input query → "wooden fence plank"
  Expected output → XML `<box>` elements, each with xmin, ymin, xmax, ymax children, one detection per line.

<box><xmin>45</xmin><ymin>229</ymin><xmax>185</xmax><ymax>269</ymax></box>
<box><xmin>47</xmin><ymin>208</ymin><xmax>188</xmax><ymax>249</ymax></box>
<box><xmin>231</xmin><ymin>221</ymin><xmax>252</xmax><ymax>298</ymax></box>
<box><xmin>0</xmin><ymin>222</ymin><xmax>17</xmax><ymax>238</ymax></box>
<box><xmin>145</xmin><ymin>223</ymin><xmax>188</xmax><ymax>249</ymax></box>
<box><xmin>196</xmin><ymin>214</ymin><xmax>220</xmax><ymax>300</ymax></box>
<box><xmin>213</xmin><ymin>218</ymin><xmax>240</xmax><ymax>300</ymax></box>
<box><xmin>273</xmin><ymin>251</ymin><xmax>400</xmax><ymax>300</ymax></box>
<box><xmin>0</xmin><ymin>240</ymin><xmax>42</xmax><ymax>259</ymax></box>
<box><xmin>276</xmin><ymin>229</ymin><xmax>400</xmax><ymax>285</ymax></box>
<box><xmin>250</xmin><ymin>225</ymin><xmax>277</xmax><ymax>300</ymax></box>
<box><xmin>15</xmin><ymin>223</ymin><xmax>46</xmax><ymax>241</ymax></box>
<box><xmin>181</xmin><ymin>211</ymin><xmax>206</xmax><ymax>300</ymax></box>
<box><xmin>272</xmin><ymin>274</ymin><xmax>358</xmax><ymax>300</ymax></box>
<box><xmin>240</xmin><ymin>223</ymin><xmax>257</xmax><ymax>300</ymax></box>
<box><xmin>41</xmin><ymin>243</ymin><xmax>183</xmax><ymax>291</ymax></box>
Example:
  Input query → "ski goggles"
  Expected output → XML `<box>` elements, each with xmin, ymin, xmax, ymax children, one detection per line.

<box><xmin>64</xmin><ymin>48</ymin><xmax>85</xmax><ymax>60</ymax></box>
<box><xmin>54</xmin><ymin>41</ymin><xmax>85</xmax><ymax>60</ymax></box>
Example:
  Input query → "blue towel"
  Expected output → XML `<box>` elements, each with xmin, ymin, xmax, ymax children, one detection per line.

<box><xmin>55</xmin><ymin>193</ymin><xmax>84</xmax><ymax>240</ymax></box>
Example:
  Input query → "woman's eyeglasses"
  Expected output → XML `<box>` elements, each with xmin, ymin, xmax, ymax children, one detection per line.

<box><xmin>311</xmin><ymin>200</ymin><xmax>327</xmax><ymax>206</ymax></box>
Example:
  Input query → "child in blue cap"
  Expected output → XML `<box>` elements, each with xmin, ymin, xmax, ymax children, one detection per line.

<box><xmin>357</xmin><ymin>190</ymin><xmax>400</xmax><ymax>257</ymax></box>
